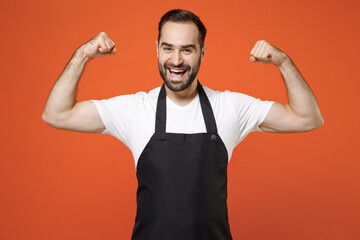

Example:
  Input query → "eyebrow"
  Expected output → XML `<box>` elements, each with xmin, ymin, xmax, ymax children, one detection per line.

<box><xmin>160</xmin><ymin>42</ymin><xmax>197</xmax><ymax>49</ymax></box>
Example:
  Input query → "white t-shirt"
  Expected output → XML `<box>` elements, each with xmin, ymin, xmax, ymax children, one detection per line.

<box><xmin>92</xmin><ymin>86</ymin><xmax>274</xmax><ymax>170</ymax></box>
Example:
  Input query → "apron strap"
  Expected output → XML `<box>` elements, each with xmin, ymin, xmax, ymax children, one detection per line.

<box><xmin>197</xmin><ymin>82</ymin><xmax>218</xmax><ymax>134</ymax></box>
<box><xmin>155</xmin><ymin>84</ymin><xmax>167</xmax><ymax>133</ymax></box>
<box><xmin>155</xmin><ymin>81</ymin><xmax>218</xmax><ymax>134</ymax></box>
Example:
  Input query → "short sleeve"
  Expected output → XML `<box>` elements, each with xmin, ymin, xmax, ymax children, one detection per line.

<box><xmin>226</xmin><ymin>91</ymin><xmax>274</xmax><ymax>143</ymax></box>
<box><xmin>91</xmin><ymin>95</ymin><xmax>134</xmax><ymax>146</ymax></box>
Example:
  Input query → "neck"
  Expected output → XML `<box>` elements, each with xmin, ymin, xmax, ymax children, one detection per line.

<box><xmin>165</xmin><ymin>79</ymin><xmax>198</xmax><ymax>106</ymax></box>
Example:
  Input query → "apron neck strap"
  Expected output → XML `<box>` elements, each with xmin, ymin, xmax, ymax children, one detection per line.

<box><xmin>155</xmin><ymin>81</ymin><xmax>218</xmax><ymax>134</ymax></box>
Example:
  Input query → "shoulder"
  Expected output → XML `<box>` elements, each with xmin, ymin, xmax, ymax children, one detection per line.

<box><xmin>128</xmin><ymin>86</ymin><xmax>160</xmax><ymax>105</ymax></box>
<box><xmin>202</xmin><ymin>85</ymin><xmax>274</xmax><ymax>121</ymax></box>
<box><xmin>202</xmin><ymin>85</ymin><xmax>224</xmax><ymax>102</ymax></box>
<box><xmin>202</xmin><ymin>85</ymin><xmax>254</xmax><ymax>104</ymax></box>
<box><xmin>99</xmin><ymin>86</ymin><xmax>160</xmax><ymax>105</ymax></box>
<box><xmin>136</xmin><ymin>86</ymin><xmax>161</xmax><ymax>99</ymax></box>
<box><xmin>125</xmin><ymin>86</ymin><xmax>161</xmax><ymax>101</ymax></box>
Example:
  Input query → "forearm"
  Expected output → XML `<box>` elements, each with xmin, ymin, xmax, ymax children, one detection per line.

<box><xmin>278</xmin><ymin>57</ymin><xmax>323</xmax><ymax>126</ymax></box>
<box><xmin>42</xmin><ymin>46</ymin><xmax>90</xmax><ymax>124</ymax></box>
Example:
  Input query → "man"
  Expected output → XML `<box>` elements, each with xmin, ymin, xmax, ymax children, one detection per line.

<box><xmin>43</xmin><ymin>9</ymin><xmax>323</xmax><ymax>240</ymax></box>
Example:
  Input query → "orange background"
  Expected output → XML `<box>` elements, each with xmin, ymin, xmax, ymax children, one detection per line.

<box><xmin>1</xmin><ymin>0</ymin><xmax>359</xmax><ymax>239</ymax></box>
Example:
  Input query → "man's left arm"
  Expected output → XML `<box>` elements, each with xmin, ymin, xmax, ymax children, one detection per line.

<box><xmin>249</xmin><ymin>40</ymin><xmax>324</xmax><ymax>133</ymax></box>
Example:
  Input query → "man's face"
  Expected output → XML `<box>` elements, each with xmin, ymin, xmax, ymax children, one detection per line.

<box><xmin>157</xmin><ymin>21</ymin><xmax>206</xmax><ymax>92</ymax></box>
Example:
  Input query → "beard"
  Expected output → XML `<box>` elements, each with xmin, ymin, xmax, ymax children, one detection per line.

<box><xmin>158</xmin><ymin>56</ymin><xmax>201</xmax><ymax>92</ymax></box>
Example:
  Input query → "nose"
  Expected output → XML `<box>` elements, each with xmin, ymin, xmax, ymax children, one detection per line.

<box><xmin>172</xmin><ymin>50</ymin><xmax>183</xmax><ymax>66</ymax></box>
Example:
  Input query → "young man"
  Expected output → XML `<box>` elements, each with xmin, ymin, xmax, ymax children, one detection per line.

<box><xmin>43</xmin><ymin>9</ymin><xmax>323</xmax><ymax>240</ymax></box>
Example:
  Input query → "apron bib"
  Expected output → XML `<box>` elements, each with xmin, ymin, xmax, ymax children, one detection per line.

<box><xmin>131</xmin><ymin>82</ymin><xmax>233</xmax><ymax>240</ymax></box>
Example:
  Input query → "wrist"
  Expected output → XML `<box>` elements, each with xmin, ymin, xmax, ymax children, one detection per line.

<box><xmin>276</xmin><ymin>54</ymin><xmax>292</xmax><ymax>69</ymax></box>
<box><xmin>74</xmin><ymin>46</ymin><xmax>92</xmax><ymax>64</ymax></box>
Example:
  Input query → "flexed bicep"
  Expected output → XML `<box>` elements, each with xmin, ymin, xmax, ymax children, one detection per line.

<box><xmin>259</xmin><ymin>102</ymin><xmax>320</xmax><ymax>133</ymax></box>
<box><xmin>43</xmin><ymin>100</ymin><xmax>105</xmax><ymax>133</ymax></box>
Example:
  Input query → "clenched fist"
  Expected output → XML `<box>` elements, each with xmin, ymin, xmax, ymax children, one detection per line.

<box><xmin>250</xmin><ymin>40</ymin><xmax>288</xmax><ymax>67</ymax></box>
<box><xmin>81</xmin><ymin>32</ymin><xmax>116</xmax><ymax>58</ymax></box>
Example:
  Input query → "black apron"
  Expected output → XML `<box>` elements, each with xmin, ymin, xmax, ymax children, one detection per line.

<box><xmin>131</xmin><ymin>82</ymin><xmax>233</xmax><ymax>240</ymax></box>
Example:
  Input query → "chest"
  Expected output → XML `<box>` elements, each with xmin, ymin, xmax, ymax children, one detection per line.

<box><xmin>126</xmin><ymin>96</ymin><xmax>239</xmax><ymax>167</ymax></box>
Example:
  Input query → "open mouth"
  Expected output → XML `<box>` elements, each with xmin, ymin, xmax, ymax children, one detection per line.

<box><xmin>167</xmin><ymin>68</ymin><xmax>188</xmax><ymax>79</ymax></box>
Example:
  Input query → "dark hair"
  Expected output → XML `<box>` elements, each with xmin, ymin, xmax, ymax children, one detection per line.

<box><xmin>158</xmin><ymin>9</ymin><xmax>207</xmax><ymax>48</ymax></box>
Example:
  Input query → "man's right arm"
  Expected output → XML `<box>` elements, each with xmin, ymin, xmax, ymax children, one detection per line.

<box><xmin>42</xmin><ymin>32</ymin><xmax>116</xmax><ymax>133</ymax></box>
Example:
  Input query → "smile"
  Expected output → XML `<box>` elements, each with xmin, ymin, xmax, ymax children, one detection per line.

<box><xmin>167</xmin><ymin>68</ymin><xmax>188</xmax><ymax>79</ymax></box>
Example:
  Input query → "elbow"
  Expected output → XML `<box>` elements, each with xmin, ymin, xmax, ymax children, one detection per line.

<box><xmin>318</xmin><ymin>116</ymin><xmax>325</xmax><ymax>127</ymax></box>
<box><xmin>42</xmin><ymin>110</ymin><xmax>62</xmax><ymax>128</ymax></box>
<box><xmin>315</xmin><ymin>112</ymin><xmax>325</xmax><ymax>128</ymax></box>
<box><xmin>42</xmin><ymin>111</ymin><xmax>50</xmax><ymax>124</ymax></box>
<box><xmin>42</xmin><ymin>109</ymin><xmax>73</xmax><ymax>130</ymax></box>
<box><xmin>42</xmin><ymin>111</ymin><xmax>55</xmax><ymax>126</ymax></box>
<box><xmin>295</xmin><ymin>113</ymin><xmax>324</xmax><ymax>132</ymax></box>
<box><xmin>307</xmin><ymin>115</ymin><xmax>324</xmax><ymax>131</ymax></box>
<box><xmin>313</xmin><ymin>119</ymin><xmax>324</xmax><ymax>130</ymax></box>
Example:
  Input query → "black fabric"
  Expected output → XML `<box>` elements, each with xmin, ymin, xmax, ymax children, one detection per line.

<box><xmin>132</xmin><ymin>82</ymin><xmax>232</xmax><ymax>240</ymax></box>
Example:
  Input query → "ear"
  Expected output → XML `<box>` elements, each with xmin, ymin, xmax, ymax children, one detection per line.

<box><xmin>201</xmin><ymin>44</ymin><xmax>207</xmax><ymax>61</ymax></box>
<box><xmin>156</xmin><ymin>40</ymin><xmax>159</xmax><ymax>58</ymax></box>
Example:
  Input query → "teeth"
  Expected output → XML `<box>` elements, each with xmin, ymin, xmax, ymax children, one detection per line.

<box><xmin>170</xmin><ymin>69</ymin><xmax>186</xmax><ymax>73</ymax></box>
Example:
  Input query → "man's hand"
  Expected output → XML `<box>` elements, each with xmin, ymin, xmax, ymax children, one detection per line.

<box><xmin>81</xmin><ymin>32</ymin><xmax>116</xmax><ymax>59</ymax></box>
<box><xmin>249</xmin><ymin>40</ymin><xmax>287</xmax><ymax>67</ymax></box>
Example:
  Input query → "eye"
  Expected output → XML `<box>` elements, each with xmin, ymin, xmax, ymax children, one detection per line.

<box><xmin>183</xmin><ymin>49</ymin><xmax>192</xmax><ymax>53</ymax></box>
<box><xmin>163</xmin><ymin>47</ymin><xmax>171</xmax><ymax>51</ymax></box>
